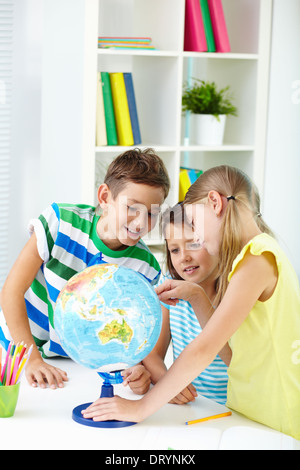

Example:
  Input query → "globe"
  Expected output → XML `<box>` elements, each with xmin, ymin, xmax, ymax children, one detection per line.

<box><xmin>54</xmin><ymin>263</ymin><xmax>162</xmax><ymax>373</ymax></box>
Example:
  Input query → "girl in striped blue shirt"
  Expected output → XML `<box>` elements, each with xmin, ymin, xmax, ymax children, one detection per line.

<box><xmin>143</xmin><ymin>203</ymin><xmax>230</xmax><ymax>405</ymax></box>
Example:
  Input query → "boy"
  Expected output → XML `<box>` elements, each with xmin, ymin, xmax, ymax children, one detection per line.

<box><xmin>0</xmin><ymin>148</ymin><xmax>170</xmax><ymax>391</ymax></box>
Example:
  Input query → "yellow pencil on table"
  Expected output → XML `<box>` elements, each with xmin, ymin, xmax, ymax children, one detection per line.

<box><xmin>185</xmin><ymin>411</ymin><xmax>232</xmax><ymax>425</ymax></box>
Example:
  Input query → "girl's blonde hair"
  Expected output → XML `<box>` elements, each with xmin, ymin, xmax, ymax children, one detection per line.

<box><xmin>184</xmin><ymin>165</ymin><xmax>273</xmax><ymax>305</ymax></box>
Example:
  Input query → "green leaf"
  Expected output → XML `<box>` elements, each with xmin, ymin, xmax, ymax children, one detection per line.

<box><xmin>182</xmin><ymin>79</ymin><xmax>238</xmax><ymax>117</ymax></box>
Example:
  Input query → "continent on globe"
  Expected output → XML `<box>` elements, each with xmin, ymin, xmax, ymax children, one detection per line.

<box><xmin>98</xmin><ymin>319</ymin><xmax>133</xmax><ymax>346</ymax></box>
<box><xmin>54</xmin><ymin>263</ymin><xmax>162</xmax><ymax>372</ymax></box>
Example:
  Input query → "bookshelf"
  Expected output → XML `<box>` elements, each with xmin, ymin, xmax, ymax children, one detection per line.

<box><xmin>44</xmin><ymin>0</ymin><xmax>273</xmax><ymax>251</ymax></box>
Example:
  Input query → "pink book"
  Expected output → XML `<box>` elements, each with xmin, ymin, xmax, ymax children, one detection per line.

<box><xmin>184</xmin><ymin>0</ymin><xmax>207</xmax><ymax>52</ymax></box>
<box><xmin>207</xmin><ymin>0</ymin><xmax>231</xmax><ymax>52</ymax></box>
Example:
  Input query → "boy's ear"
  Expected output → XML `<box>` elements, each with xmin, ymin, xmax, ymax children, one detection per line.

<box><xmin>97</xmin><ymin>184</ymin><xmax>111</xmax><ymax>209</ymax></box>
<box><xmin>207</xmin><ymin>190</ymin><xmax>224</xmax><ymax>216</ymax></box>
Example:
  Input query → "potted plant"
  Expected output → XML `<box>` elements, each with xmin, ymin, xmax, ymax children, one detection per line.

<box><xmin>182</xmin><ymin>79</ymin><xmax>237</xmax><ymax>145</ymax></box>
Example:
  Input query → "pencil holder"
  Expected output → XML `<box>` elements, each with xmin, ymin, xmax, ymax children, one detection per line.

<box><xmin>0</xmin><ymin>383</ymin><xmax>20</xmax><ymax>418</ymax></box>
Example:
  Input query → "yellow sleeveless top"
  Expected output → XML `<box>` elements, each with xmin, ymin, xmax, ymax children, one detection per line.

<box><xmin>227</xmin><ymin>233</ymin><xmax>300</xmax><ymax>440</ymax></box>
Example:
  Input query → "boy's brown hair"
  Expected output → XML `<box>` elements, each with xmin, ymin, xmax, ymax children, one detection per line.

<box><xmin>104</xmin><ymin>148</ymin><xmax>170</xmax><ymax>199</ymax></box>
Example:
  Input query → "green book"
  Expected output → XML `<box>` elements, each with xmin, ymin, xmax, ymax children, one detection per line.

<box><xmin>200</xmin><ymin>0</ymin><xmax>216</xmax><ymax>52</ymax></box>
<box><xmin>100</xmin><ymin>72</ymin><xmax>118</xmax><ymax>145</ymax></box>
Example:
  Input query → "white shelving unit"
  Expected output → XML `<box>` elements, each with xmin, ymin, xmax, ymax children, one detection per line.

<box><xmin>41</xmin><ymin>0</ymin><xmax>273</xmax><ymax>252</ymax></box>
<box><xmin>81</xmin><ymin>0</ymin><xmax>272</xmax><ymax>204</ymax></box>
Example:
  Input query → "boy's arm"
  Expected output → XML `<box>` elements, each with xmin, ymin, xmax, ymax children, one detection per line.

<box><xmin>0</xmin><ymin>233</ymin><xmax>68</xmax><ymax>388</ymax></box>
<box><xmin>0</xmin><ymin>233</ymin><xmax>44</xmax><ymax>361</ymax></box>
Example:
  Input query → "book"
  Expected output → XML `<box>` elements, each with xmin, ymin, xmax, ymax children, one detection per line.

<box><xmin>141</xmin><ymin>425</ymin><xmax>295</xmax><ymax>451</ymax></box>
<box><xmin>184</xmin><ymin>0</ymin><xmax>207</xmax><ymax>52</ymax></box>
<box><xmin>123</xmin><ymin>73</ymin><xmax>141</xmax><ymax>145</ymax></box>
<box><xmin>98</xmin><ymin>37</ymin><xmax>156</xmax><ymax>50</ymax></box>
<box><xmin>179</xmin><ymin>167</ymin><xmax>203</xmax><ymax>201</ymax></box>
<box><xmin>109</xmin><ymin>73</ymin><xmax>134</xmax><ymax>146</ymax></box>
<box><xmin>179</xmin><ymin>169</ymin><xmax>191</xmax><ymax>201</ymax></box>
<box><xmin>98</xmin><ymin>37</ymin><xmax>152</xmax><ymax>43</ymax></box>
<box><xmin>100</xmin><ymin>72</ymin><xmax>118</xmax><ymax>146</ymax></box>
<box><xmin>99</xmin><ymin>45</ymin><xmax>156</xmax><ymax>50</ymax></box>
<box><xmin>207</xmin><ymin>0</ymin><xmax>231</xmax><ymax>53</ymax></box>
<box><xmin>95</xmin><ymin>72</ymin><xmax>107</xmax><ymax>146</ymax></box>
<box><xmin>200</xmin><ymin>0</ymin><xmax>216</xmax><ymax>52</ymax></box>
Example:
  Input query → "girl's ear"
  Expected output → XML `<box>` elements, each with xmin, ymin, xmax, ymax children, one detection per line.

<box><xmin>207</xmin><ymin>190</ymin><xmax>224</xmax><ymax>217</ymax></box>
<box><xmin>97</xmin><ymin>184</ymin><xmax>111</xmax><ymax>209</ymax></box>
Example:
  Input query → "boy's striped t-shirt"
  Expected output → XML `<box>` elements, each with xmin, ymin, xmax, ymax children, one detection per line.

<box><xmin>23</xmin><ymin>203</ymin><xmax>161</xmax><ymax>358</ymax></box>
<box><xmin>159</xmin><ymin>274</ymin><xmax>228</xmax><ymax>405</ymax></box>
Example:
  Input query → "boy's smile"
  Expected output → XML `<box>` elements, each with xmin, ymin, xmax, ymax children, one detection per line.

<box><xmin>97</xmin><ymin>182</ymin><xmax>165</xmax><ymax>250</ymax></box>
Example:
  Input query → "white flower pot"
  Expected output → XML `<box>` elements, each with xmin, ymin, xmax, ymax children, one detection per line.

<box><xmin>194</xmin><ymin>114</ymin><xmax>226</xmax><ymax>146</ymax></box>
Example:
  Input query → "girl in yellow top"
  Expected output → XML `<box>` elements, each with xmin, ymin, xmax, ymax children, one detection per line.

<box><xmin>82</xmin><ymin>165</ymin><xmax>300</xmax><ymax>440</ymax></box>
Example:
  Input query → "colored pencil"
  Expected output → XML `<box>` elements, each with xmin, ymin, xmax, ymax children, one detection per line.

<box><xmin>18</xmin><ymin>343</ymin><xmax>27</xmax><ymax>363</ymax></box>
<box><xmin>10</xmin><ymin>353</ymin><xmax>20</xmax><ymax>386</ymax></box>
<box><xmin>1</xmin><ymin>342</ymin><xmax>12</xmax><ymax>383</ymax></box>
<box><xmin>185</xmin><ymin>411</ymin><xmax>232</xmax><ymax>425</ymax></box>
<box><xmin>6</xmin><ymin>356</ymin><xmax>12</xmax><ymax>385</ymax></box>
<box><xmin>0</xmin><ymin>348</ymin><xmax>2</xmax><ymax>386</ymax></box>
<box><xmin>15</xmin><ymin>345</ymin><xmax>33</xmax><ymax>384</ymax></box>
<box><xmin>0</xmin><ymin>341</ymin><xmax>33</xmax><ymax>386</ymax></box>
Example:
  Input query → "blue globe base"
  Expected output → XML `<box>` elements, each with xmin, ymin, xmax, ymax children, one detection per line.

<box><xmin>72</xmin><ymin>371</ymin><xmax>137</xmax><ymax>428</ymax></box>
<box><xmin>72</xmin><ymin>403</ymin><xmax>136</xmax><ymax>428</ymax></box>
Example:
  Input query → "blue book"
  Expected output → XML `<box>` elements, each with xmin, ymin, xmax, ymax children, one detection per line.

<box><xmin>123</xmin><ymin>73</ymin><xmax>142</xmax><ymax>145</ymax></box>
<box><xmin>188</xmin><ymin>168</ymin><xmax>198</xmax><ymax>184</ymax></box>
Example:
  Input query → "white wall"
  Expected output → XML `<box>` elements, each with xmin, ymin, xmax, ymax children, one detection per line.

<box><xmin>8</xmin><ymin>0</ymin><xmax>87</xmax><ymax>271</ymax></box>
<box><xmin>40</xmin><ymin>0</ymin><xmax>87</xmax><ymax>209</ymax></box>
<box><xmin>8</xmin><ymin>0</ymin><xmax>43</xmax><ymax>268</ymax></box>
<box><xmin>263</xmin><ymin>0</ymin><xmax>300</xmax><ymax>279</ymax></box>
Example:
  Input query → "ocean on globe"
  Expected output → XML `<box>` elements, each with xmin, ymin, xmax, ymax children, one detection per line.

<box><xmin>54</xmin><ymin>264</ymin><xmax>162</xmax><ymax>372</ymax></box>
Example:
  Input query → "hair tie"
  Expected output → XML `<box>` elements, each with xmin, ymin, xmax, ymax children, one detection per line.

<box><xmin>227</xmin><ymin>195</ymin><xmax>236</xmax><ymax>201</ymax></box>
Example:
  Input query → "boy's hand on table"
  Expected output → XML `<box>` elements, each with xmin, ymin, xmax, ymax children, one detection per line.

<box><xmin>25</xmin><ymin>357</ymin><xmax>68</xmax><ymax>389</ymax></box>
<box><xmin>168</xmin><ymin>383</ymin><xmax>198</xmax><ymax>405</ymax></box>
<box><xmin>122</xmin><ymin>364</ymin><xmax>151</xmax><ymax>395</ymax></box>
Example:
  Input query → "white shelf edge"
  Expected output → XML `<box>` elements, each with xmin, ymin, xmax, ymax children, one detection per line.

<box><xmin>182</xmin><ymin>52</ymin><xmax>259</xmax><ymax>60</ymax></box>
<box><xmin>95</xmin><ymin>145</ymin><xmax>178</xmax><ymax>153</ymax></box>
<box><xmin>97</xmin><ymin>49</ymin><xmax>179</xmax><ymax>58</ymax></box>
<box><xmin>95</xmin><ymin>145</ymin><xmax>254</xmax><ymax>153</ymax></box>
<box><xmin>97</xmin><ymin>49</ymin><xmax>258</xmax><ymax>61</ymax></box>
<box><xmin>179</xmin><ymin>144</ymin><xmax>255</xmax><ymax>152</ymax></box>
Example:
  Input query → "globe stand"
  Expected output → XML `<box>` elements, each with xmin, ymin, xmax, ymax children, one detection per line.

<box><xmin>72</xmin><ymin>371</ymin><xmax>137</xmax><ymax>428</ymax></box>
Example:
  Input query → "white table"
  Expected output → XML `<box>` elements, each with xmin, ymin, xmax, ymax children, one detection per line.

<box><xmin>0</xmin><ymin>358</ymin><xmax>299</xmax><ymax>450</ymax></box>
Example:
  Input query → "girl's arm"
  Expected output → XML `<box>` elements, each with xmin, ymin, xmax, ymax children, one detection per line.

<box><xmin>82</xmin><ymin>250</ymin><xmax>276</xmax><ymax>422</ymax></box>
<box><xmin>0</xmin><ymin>233</ymin><xmax>68</xmax><ymax>389</ymax></box>
<box><xmin>142</xmin><ymin>304</ymin><xmax>171</xmax><ymax>384</ymax></box>
<box><xmin>143</xmin><ymin>304</ymin><xmax>197</xmax><ymax>404</ymax></box>
<box><xmin>155</xmin><ymin>280</ymin><xmax>232</xmax><ymax>366</ymax></box>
